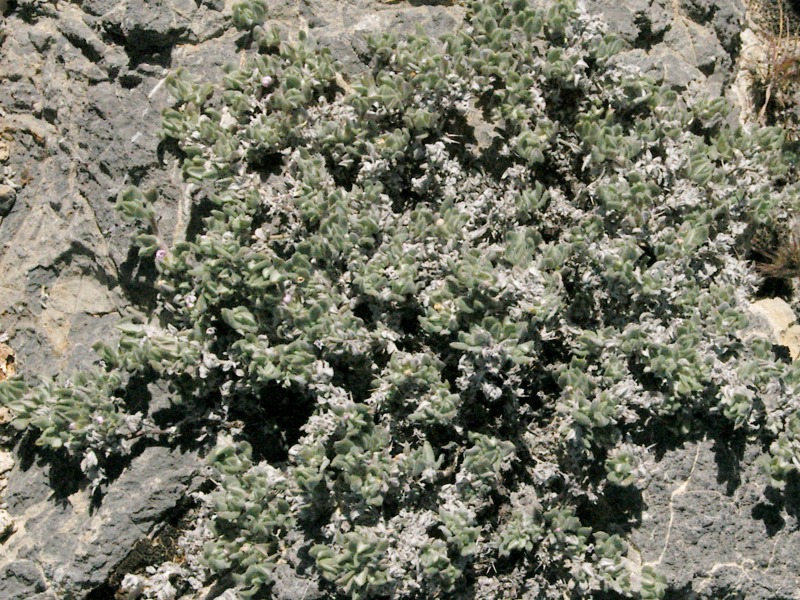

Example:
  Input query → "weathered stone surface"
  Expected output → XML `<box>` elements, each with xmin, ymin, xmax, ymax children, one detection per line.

<box><xmin>1</xmin><ymin>446</ymin><xmax>201</xmax><ymax>596</ymax></box>
<box><xmin>0</xmin><ymin>448</ymin><xmax>13</xmax><ymax>542</ymax></box>
<box><xmin>0</xmin><ymin>4</ymin><xmax>238</xmax><ymax>380</ymax></box>
<box><xmin>745</xmin><ymin>297</ymin><xmax>800</xmax><ymax>360</ymax></box>
<box><xmin>586</xmin><ymin>0</ymin><xmax>744</xmax><ymax>94</ymax></box>
<box><xmin>87</xmin><ymin>0</ymin><xmax>201</xmax><ymax>52</ymax></box>
<box><xmin>0</xmin><ymin>184</ymin><xmax>16</xmax><ymax>217</ymax></box>
<box><xmin>0</xmin><ymin>560</ymin><xmax>50</xmax><ymax>599</ymax></box>
<box><xmin>0</xmin><ymin>450</ymin><xmax>12</xmax><ymax>477</ymax></box>
<box><xmin>0</xmin><ymin>510</ymin><xmax>13</xmax><ymax>541</ymax></box>
<box><xmin>57</xmin><ymin>5</ymin><xmax>109</xmax><ymax>64</ymax></box>
<box><xmin>630</xmin><ymin>437</ymin><xmax>800</xmax><ymax>599</ymax></box>
<box><xmin>584</xmin><ymin>0</ymin><xmax>672</xmax><ymax>43</ymax></box>
<box><xmin>681</xmin><ymin>0</ymin><xmax>745</xmax><ymax>54</ymax></box>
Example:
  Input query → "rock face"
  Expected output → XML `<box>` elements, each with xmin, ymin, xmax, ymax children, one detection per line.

<box><xmin>585</xmin><ymin>0</ymin><xmax>745</xmax><ymax>97</ymax></box>
<box><xmin>1</xmin><ymin>0</ymin><xmax>798</xmax><ymax>598</ymax></box>
<box><xmin>746</xmin><ymin>297</ymin><xmax>800</xmax><ymax>360</ymax></box>
<box><xmin>629</xmin><ymin>436</ymin><xmax>800</xmax><ymax>599</ymax></box>
<box><xmin>1</xmin><ymin>446</ymin><xmax>201</xmax><ymax>599</ymax></box>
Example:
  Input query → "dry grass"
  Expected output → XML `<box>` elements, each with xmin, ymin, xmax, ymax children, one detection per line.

<box><xmin>748</xmin><ymin>1</ymin><xmax>800</xmax><ymax>135</ymax></box>
<box><xmin>754</xmin><ymin>223</ymin><xmax>800</xmax><ymax>279</ymax></box>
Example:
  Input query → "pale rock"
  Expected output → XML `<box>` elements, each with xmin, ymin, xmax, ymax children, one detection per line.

<box><xmin>0</xmin><ymin>451</ymin><xmax>13</xmax><ymax>476</ymax></box>
<box><xmin>746</xmin><ymin>298</ymin><xmax>800</xmax><ymax>360</ymax></box>
<box><xmin>0</xmin><ymin>510</ymin><xmax>13</xmax><ymax>540</ymax></box>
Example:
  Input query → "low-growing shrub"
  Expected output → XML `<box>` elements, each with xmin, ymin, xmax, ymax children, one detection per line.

<box><xmin>3</xmin><ymin>0</ymin><xmax>800</xmax><ymax>597</ymax></box>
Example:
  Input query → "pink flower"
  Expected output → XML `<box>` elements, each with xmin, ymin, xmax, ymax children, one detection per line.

<box><xmin>261</xmin><ymin>75</ymin><xmax>274</xmax><ymax>89</ymax></box>
<box><xmin>155</xmin><ymin>248</ymin><xmax>167</xmax><ymax>261</ymax></box>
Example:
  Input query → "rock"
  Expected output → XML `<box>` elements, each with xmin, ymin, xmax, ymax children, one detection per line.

<box><xmin>0</xmin><ymin>510</ymin><xmax>13</xmax><ymax>541</ymax></box>
<box><xmin>681</xmin><ymin>0</ymin><xmax>745</xmax><ymax>54</ymax></box>
<box><xmin>745</xmin><ymin>297</ymin><xmax>800</xmax><ymax>360</ymax></box>
<box><xmin>96</xmin><ymin>0</ymin><xmax>199</xmax><ymax>53</ymax></box>
<box><xmin>0</xmin><ymin>449</ymin><xmax>13</xmax><ymax>478</ymax></box>
<box><xmin>584</xmin><ymin>0</ymin><xmax>671</xmax><ymax>44</ymax></box>
<box><xmin>630</xmin><ymin>438</ymin><xmax>800</xmax><ymax>600</ymax></box>
<box><xmin>0</xmin><ymin>561</ymin><xmax>49</xmax><ymax>599</ymax></box>
<box><xmin>303</xmin><ymin>2</ymin><xmax>466</xmax><ymax>77</ymax></box>
<box><xmin>0</xmin><ymin>449</ymin><xmax>14</xmax><ymax>542</ymax></box>
<box><xmin>0</xmin><ymin>344</ymin><xmax>16</xmax><ymax>381</ymax></box>
<box><xmin>0</xmin><ymin>185</ymin><xmax>16</xmax><ymax>217</ymax></box>
<box><xmin>81</xmin><ymin>0</ymin><xmax>119</xmax><ymax>17</ymax></box>
<box><xmin>63</xmin><ymin>447</ymin><xmax>202</xmax><ymax>593</ymax></box>
<box><xmin>57</xmin><ymin>5</ymin><xmax>108</xmax><ymax>64</ymax></box>
<box><xmin>618</xmin><ymin>47</ymin><xmax>707</xmax><ymax>91</ymax></box>
<box><xmin>586</xmin><ymin>0</ymin><xmax>743</xmax><ymax>94</ymax></box>
<box><xmin>1</xmin><ymin>446</ymin><xmax>202</xmax><ymax>596</ymax></box>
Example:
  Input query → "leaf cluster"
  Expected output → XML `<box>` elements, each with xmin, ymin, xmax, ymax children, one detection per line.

<box><xmin>3</xmin><ymin>0</ymin><xmax>800</xmax><ymax>598</ymax></box>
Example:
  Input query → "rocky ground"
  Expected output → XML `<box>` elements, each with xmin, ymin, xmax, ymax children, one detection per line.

<box><xmin>1</xmin><ymin>0</ymin><xmax>800</xmax><ymax>598</ymax></box>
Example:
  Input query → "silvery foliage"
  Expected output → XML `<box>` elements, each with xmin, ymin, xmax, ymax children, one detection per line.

<box><xmin>2</xmin><ymin>0</ymin><xmax>800</xmax><ymax>597</ymax></box>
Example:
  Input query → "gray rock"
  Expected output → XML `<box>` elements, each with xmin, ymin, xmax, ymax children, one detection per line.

<box><xmin>27</xmin><ymin>23</ymin><xmax>56</xmax><ymax>53</ymax></box>
<box><xmin>82</xmin><ymin>0</ymin><xmax>123</xmax><ymax>18</ymax></box>
<box><xmin>630</xmin><ymin>438</ymin><xmax>800</xmax><ymax>599</ymax></box>
<box><xmin>57</xmin><ymin>5</ymin><xmax>108</xmax><ymax>64</ymax></box>
<box><xmin>104</xmin><ymin>0</ymin><xmax>199</xmax><ymax>52</ymax></box>
<box><xmin>304</xmin><ymin>1</ymin><xmax>466</xmax><ymax>77</ymax></box>
<box><xmin>189</xmin><ymin>3</ymin><xmax>231</xmax><ymax>43</ymax></box>
<box><xmin>0</xmin><ymin>560</ymin><xmax>48</xmax><ymax>600</ymax></box>
<box><xmin>622</xmin><ymin>47</ymin><xmax>708</xmax><ymax>91</ymax></box>
<box><xmin>584</xmin><ymin>0</ymin><xmax>671</xmax><ymax>45</ymax></box>
<box><xmin>2</xmin><ymin>446</ymin><xmax>202</xmax><ymax>596</ymax></box>
<box><xmin>0</xmin><ymin>184</ymin><xmax>16</xmax><ymax>217</ymax></box>
<box><xmin>681</xmin><ymin>0</ymin><xmax>745</xmax><ymax>54</ymax></box>
<box><xmin>587</xmin><ymin>0</ymin><xmax>743</xmax><ymax>94</ymax></box>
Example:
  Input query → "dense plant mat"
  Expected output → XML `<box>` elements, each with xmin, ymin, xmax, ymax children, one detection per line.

<box><xmin>3</xmin><ymin>0</ymin><xmax>800</xmax><ymax>597</ymax></box>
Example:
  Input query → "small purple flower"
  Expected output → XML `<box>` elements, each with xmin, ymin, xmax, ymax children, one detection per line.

<box><xmin>95</xmin><ymin>415</ymin><xmax>105</xmax><ymax>425</ymax></box>
<box><xmin>282</xmin><ymin>292</ymin><xmax>292</xmax><ymax>305</ymax></box>
<box><xmin>155</xmin><ymin>248</ymin><xmax>168</xmax><ymax>261</ymax></box>
<box><xmin>69</xmin><ymin>422</ymin><xmax>77</xmax><ymax>431</ymax></box>
<box><xmin>261</xmin><ymin>75</ymin><xmax>275</xmax><ymax>89</ymax></box>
